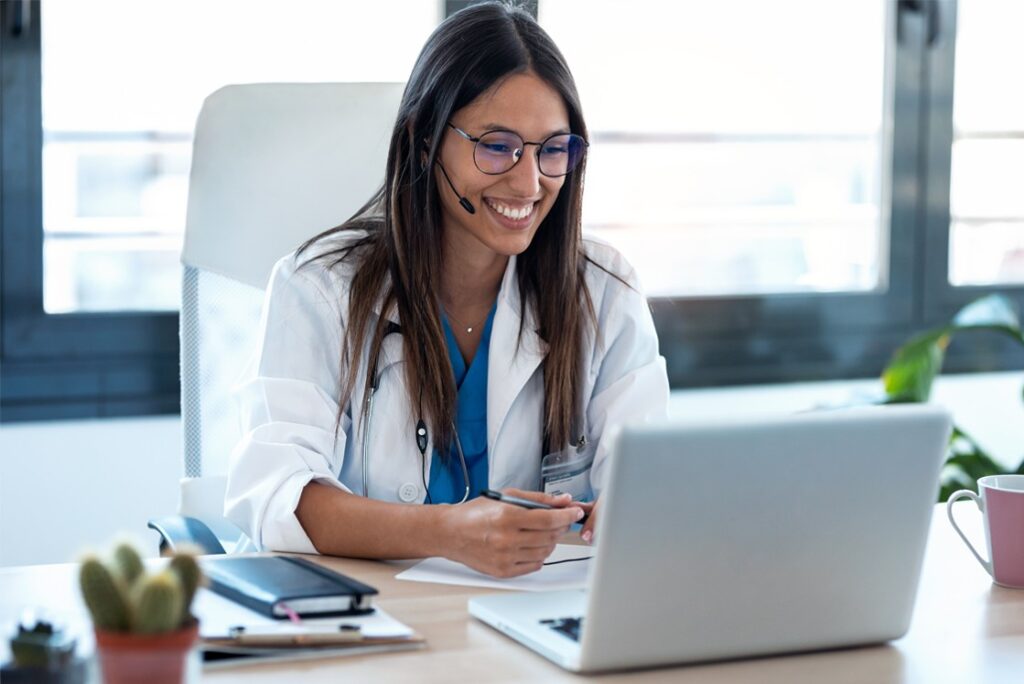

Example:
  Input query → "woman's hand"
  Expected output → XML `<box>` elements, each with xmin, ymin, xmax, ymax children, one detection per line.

<box><xmin>439</xmin><ymin>488</ymin><xmax>585</xmax><ymax>577</ymax></box>
<box><xmin>578</xmin><ymin>497</ymin><xmax>600</xmax><ymax>544</ymax></box>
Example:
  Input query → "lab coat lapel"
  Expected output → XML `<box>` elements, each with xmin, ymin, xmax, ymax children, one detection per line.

<box><xmin>487</xmin><ymin>255</ymin><xmax>547</xmax><ymax>456</ymax></box>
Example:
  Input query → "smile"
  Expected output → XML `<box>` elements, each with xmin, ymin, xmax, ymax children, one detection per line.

<box><xmin>484</xmin><ymin>198</ymin><xmax>536</xmax><ymax>221</ymax></box>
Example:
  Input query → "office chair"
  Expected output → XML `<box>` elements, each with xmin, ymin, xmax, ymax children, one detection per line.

<box><xmin>148</xmin><ymin>82</ymin><xmax>404</xmax><ymax>555</ymax></box>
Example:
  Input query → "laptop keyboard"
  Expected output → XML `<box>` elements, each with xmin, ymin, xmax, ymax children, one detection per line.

<box><xmin>540</xmin><ymin>616</ymin><xmax>583</xmax><ymax>642</ymax></box>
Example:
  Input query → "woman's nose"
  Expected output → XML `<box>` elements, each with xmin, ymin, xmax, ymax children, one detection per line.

<box><xmin>505</xmin><ymin>148</ymin><xmax>542</xmax><ymax>196</ymax></box>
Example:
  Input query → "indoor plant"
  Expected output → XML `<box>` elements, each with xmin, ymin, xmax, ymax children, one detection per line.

<box><xmin>880</xmin><ymin>294</ymin><xmax>1024</xmax><ymax>501</ymax></box>
<box><xmin>78</xmin><ymin>543</ymin><xmax>203</xmax><ymax>684</ymax></box>
<box><xmin>1</xmin><ymin>618</ymin><xmax>85</xmax><ymax>684</ymax></box>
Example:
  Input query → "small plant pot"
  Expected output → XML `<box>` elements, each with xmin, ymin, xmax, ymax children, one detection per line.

<box><xmin>0</xmin><ymin>660</ymin><xmax>88</xmax><ymax>684</ymax></box>
<box><xmin>93</xmin><ymin>622</ymin><xmax>198</xmax><ymax>684</ymax></box>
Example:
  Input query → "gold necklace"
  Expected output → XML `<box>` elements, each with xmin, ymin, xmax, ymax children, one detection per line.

<box><xmin>445</xmin><ymin>308</ymin><xmax>485</xmax><ymax>334</ymax></box>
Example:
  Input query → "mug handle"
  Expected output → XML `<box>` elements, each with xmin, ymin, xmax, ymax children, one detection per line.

<box><xmin>946</xmin><ymin>489</ymin><xmax>992</xmax><ymax>577</ymax></box>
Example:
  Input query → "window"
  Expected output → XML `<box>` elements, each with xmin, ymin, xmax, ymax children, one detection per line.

<box><xmin>40</xmin><ymin>0</ymin><xmax>438</xmax><ymax>313</ymax></box>
<box><xmin>542</xmin><ymin>0</ymin><xmax>886</xmax><ymax>297</ymax></box>
<box><xmin>1</xmin><ymin>1</ymin><xmax>439</xmax><ymax>420</ymax></box>
<box><xmin>4</xmin><ymin>0</ymin><xmax>1023</xmax><ymax>421</ymax></box>
<box><xmin>947</xmin><ymin>1</ymin><xmax>1024</xmax><ymax>287</ymax></box>
<box><xmin>537</xmin><ymin>0</ymin><xmax>1024</xmax><ymax>385</ymax></box>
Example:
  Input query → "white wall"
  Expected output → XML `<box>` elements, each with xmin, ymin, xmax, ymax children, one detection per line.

<box><xmin>0</xmin><ymin>416</ymin><xmax>182</xmax><ymax>567</ymax></box>
<box><xmin>669</xmin><ymin>371</ymin><xmax>1024</xmax><ymax>471</ymax></box>
<box><xmin>1</xmin><ymin>371</ymin><xmax>1021</xmax><ymax>567</ymax></box>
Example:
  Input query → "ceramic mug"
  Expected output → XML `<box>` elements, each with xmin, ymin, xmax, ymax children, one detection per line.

<box><xmin>947</xmin><ymin>474</ymin><xmax>1024</xmax><ymax>588</ymax></box>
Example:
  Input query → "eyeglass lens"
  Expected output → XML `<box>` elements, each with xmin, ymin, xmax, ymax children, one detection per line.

<box><xmin>474</xmin><ymin>131</ymin><xmax>586</xmax><ymax>177</ymax></box>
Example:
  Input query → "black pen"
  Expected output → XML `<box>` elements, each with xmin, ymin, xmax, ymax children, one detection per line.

<box><xmin>480</xmin><ymin>489</ymin><xmax>589</xmax><ymax>524</ymax></box>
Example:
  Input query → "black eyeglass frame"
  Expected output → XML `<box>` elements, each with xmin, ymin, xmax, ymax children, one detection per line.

<box><xmin>446</xmin><ymin>122</ymin><xmax>589</xmax><ymax>178</ymax></box>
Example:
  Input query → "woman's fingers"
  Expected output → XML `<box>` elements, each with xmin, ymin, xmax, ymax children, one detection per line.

<box><xmin>515</xmin><ymin>528</ymin><xmax>565</xmax><ymax>549</ymax></box>
<box><xmin>502</xmin><ymin>487</ymin><xmax>574</xmax><ymax>507</ymax></box>
<box><xmin>579</xmin><ymin>497</ymin><xmax>601</xmax><ymax>544</ymax></box>
<box><xmin>449</xmin><ymin>494</ymin><xmax>589</xmax><ymax>577</ymax></box>
<box><xmin>510</xmin><ymin>505</ymin><xmax>583</xmax><ymax>531</ymax></box>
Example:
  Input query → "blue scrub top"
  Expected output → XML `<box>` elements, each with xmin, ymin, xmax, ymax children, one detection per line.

<box><xmin>427</xmin><ymin>303</ymin><xmax>497</xmax><ymax>504</ymax></box>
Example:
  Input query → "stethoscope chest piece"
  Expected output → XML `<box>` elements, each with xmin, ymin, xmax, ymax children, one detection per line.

<box><xmin>416</xmin><ymin>419</ymin><xmax>429</xmax><ymax>454</ymax></box>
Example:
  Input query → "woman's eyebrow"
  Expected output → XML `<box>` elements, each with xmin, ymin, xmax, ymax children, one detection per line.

<box><xmin>478</xmin><ymin>122</ymin><xmax>571</xmax><ymax>137</ymax></box>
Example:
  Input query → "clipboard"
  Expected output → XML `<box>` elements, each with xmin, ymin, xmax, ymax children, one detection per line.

<box><xmin>194</xmin><ymin>585</ymin><xmax>424</xmax><ymax>667</ymax></box>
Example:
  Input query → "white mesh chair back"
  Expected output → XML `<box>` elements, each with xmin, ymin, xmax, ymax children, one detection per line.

<box><xmin>179</xmin><ymin>83</ymin><xmax>404</xmax><ymax>540</ymax></box>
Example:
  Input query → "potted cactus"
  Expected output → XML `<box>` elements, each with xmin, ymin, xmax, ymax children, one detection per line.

<box><xmin>1</xmin><ymin>618</ymin><xmax>86</xmax><ymax>684</ymax></box>
<box><xmin>78</xmin><ymin>543</ymin><xmax>203</xmax><ymax>684</ymax></box>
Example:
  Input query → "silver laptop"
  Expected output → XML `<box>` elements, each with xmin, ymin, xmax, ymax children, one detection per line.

<box><xmin>469</xmin><ymin>404</ymin><xmax>952</xmax><ymax>673</ymax></box>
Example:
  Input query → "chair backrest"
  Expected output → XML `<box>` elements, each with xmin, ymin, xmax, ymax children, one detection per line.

<box><xmin>179</xmin><ymin>83</ymin><xmax>404</xmax><ymax>538</ymax></box>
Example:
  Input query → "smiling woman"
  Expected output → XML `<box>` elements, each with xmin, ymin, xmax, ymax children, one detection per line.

<box><xmin>223</xmin><ymin>1</ymin><xmax>670</xmax><ymax>578</ymax></box>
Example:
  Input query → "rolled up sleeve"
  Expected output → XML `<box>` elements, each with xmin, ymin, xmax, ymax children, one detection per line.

<box><xmin>224</xmin><ymin>256</ymin><xmax>353</xmax><ymax>553</ymax></box>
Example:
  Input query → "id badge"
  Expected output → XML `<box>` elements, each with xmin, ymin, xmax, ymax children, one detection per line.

<box><xmin>541</xmin><ymin>436</ymin><xmax>594</xmax><ymax>502</ymax></box>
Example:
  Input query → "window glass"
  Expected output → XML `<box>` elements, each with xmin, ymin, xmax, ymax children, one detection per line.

<box><xmin>948</xmin><ymin>1</ymin><xmax>1024</xmax><ymax>286</ymax></box>
<box><xmin>540</xmin><ymin>0</ymin><xmax>887</xmax><ymax>297</ymax></box>
<box><xmin>41</xmin><ymin>0</ymin><xmax>438</xmax><ymax>313</ymax></box>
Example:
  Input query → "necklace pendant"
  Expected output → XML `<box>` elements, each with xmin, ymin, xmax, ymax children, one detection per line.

<box><xmin>466</xmin><ymin>327</ymin><xmax>473</xmax><ymax>333</ymax></box>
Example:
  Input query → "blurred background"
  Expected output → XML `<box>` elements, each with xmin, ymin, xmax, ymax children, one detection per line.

<box><xmin>2</xmin><ymin>0</ymin><xmax>1022</xmax><ymax>565</ymax></box>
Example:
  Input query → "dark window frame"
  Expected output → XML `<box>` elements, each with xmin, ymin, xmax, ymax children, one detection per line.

<box><xmin>1</xmin><ymin>2</ymin><xmax>179</xmax><ymax>421</ymax></box>
<box><xmin>2</xmin><ymin>0</ymin><xmax>1022</xmax><ymax>423</ymax></box>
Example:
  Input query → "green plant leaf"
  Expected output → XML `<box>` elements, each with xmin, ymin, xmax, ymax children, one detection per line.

<box><xmin>882</xmin><ymin>328</ymin><xmax>949</xmax><ymax>402</ymax></box>
<box><xmin>880</xmin><ymin>294</ymin><xmax>1024</xmax><ymax>502</ymax></box>
<box><xmin>939</xmin><ymin>478</ymin><xmax>973</xmax><ymax>503</ymax></box>
<box><xmin>945</xmin><ymin>452</ymin><xmax>1004</xmax><ymax>482</ymax></box>
<box><xmin>882</xmin><ymin>294</ymin><xmax>1024</xmax><ymax>405</ymax></box>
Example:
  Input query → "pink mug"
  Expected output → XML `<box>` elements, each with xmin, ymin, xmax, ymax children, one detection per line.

<box><xmin>947</xmin><ymin>474</ymin><xmax>1024</xmax><ymax>588</ymax></box>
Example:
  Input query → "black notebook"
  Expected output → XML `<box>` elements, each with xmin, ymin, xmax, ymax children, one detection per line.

<box><xmin>201</xmin><ymin>556</ymin><xmax>378</xmax><ymax>619</ymax></box>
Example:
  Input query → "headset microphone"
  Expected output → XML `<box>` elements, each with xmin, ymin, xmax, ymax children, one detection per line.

<box><xmin>436</xmin><ymin>162</ymin><xmax>476</xmax><ymax>214</ymax></box>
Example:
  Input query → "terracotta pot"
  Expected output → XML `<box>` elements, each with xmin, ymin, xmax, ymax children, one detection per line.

<box><xmin>93</xmin><ymin>623</ymin><xmax>198</xmax><ymax>684</ymax></box>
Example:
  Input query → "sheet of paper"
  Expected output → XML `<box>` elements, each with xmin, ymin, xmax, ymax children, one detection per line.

<box><xmin>395</xmin><ymin>543</ymin><xmax>593</xmax><ymax>591</ymax></box>
<box><xmin>193</xmin><ymin>588</ymin><xmax>413</xmax><ymax>639</ymax></box>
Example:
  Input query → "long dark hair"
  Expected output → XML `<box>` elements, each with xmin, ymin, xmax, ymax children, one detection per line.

<box><xmin>298</xmin><ymin>1</ymin><xmax>596</xmax><ymax>455</ymax></box>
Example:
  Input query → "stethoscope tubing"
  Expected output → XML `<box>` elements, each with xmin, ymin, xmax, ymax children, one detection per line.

<box><xmin>360</xmin><ymin>325</ymin><xmax>470</xmax><ymax>504</ymax></box>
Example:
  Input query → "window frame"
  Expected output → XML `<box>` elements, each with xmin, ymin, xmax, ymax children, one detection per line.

<box><xmin>1</xmin><ymin>2</ymin><xmax>179</xmax><ymax>421</ymax></box>
<box><xmin>2</xmin><ymin>0</ymin><xmax>1022</xmax><ymax>423</ymax></box>
<box><xmin>917</xmin><ymin>0</ymin><xmax>1024</xmax><ymax>374</ymax></box>
<box><xmin>590</xmin><ymin>0</ymin><xmax>1024</xmax><ymax>387</ymax></box>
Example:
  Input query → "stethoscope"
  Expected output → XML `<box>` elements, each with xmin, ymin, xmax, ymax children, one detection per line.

<box><xmin>360</xmin><ymin>322</ymin><xmax>471</xmax><ymax>504</ymax></box>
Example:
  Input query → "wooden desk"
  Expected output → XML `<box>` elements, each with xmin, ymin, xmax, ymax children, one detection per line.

<box><xmin>2</xmin><ymin>505</ymin><xmax>1022</xmax><ymax>682</ymax></box>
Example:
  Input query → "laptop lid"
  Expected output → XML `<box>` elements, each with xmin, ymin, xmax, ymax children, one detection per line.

<box><xmin>578</xmin><ymin>404</ymin><xmax>951</xmax><ymax>672</ymax></box>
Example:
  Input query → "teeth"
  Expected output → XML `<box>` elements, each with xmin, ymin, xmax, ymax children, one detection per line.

<box><xmin>486</xmin><ymin>199</ymin><xmax>534</xmax><ymax>221</ymax></box>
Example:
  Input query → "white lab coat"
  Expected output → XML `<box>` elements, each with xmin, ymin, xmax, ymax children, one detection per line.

<box><xmin>224</xmin><ymin>233</ymin><xmax>669</xmax><ymax>553</ymax></box>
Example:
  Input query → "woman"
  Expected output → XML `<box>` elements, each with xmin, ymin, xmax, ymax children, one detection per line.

<box><xmin>225</xmin><ymin>2</ymin><xmax>669</xmax><ymax>578</ymax></box>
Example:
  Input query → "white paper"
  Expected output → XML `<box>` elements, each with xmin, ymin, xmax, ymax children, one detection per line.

<box><xmin>193</xmin><ymin>588</ymin><xmax>413</xmax><ymax>639</ymax></box>
<box><xmin>395</xmin><ymin>544</ymin><xmax>593</xmax><ymax>591</ymax></box>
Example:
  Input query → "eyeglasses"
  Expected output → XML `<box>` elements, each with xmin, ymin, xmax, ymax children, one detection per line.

<box><xmin>447</xmin><ymin>123</ymin><xmax>588</xmax><ymax>178</ymax></box>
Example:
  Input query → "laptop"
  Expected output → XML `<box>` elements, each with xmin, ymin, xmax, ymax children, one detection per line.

<box><xmin>469</xmin><ymin>404</ymin><xmax>952</xmax><ymax>673</ymax></box>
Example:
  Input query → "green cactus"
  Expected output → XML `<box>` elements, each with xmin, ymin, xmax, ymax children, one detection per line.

<box><xmin>79</xmin><ymin>545</ymin><xmax>203</xmax><ymax>635</ymax></box>
<box><xmin>132</xmin><ymin>570</ymin><xmax>183</xmax><ymax>634</ymax></box>
<box><xmin>112</xmin><ymin>542</ymin><xmax>145</xmax><ymax>586</ymax></box>
<box><xmin>168</xmin><ymin>554</ymin><xmax>202</xmax><ymax>621</ymax></box>
<box><xmin>79</xmin><ymin>556</ymin><xmax>131</xmax><ymax>631</ymax></box>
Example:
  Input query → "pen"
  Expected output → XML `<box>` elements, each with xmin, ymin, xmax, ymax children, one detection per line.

<box><xmin>480</xmin><ymin>489</ymin><xmax>589</xmax><ymax>524</ymax></box>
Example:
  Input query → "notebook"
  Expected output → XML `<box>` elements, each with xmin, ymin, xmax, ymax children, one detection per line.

<box><xmin>194</xmin><ymin>584</ymin><xmax>424</xmax><ymax>668</ymax></box>
<box><xmin>200</xmin><ymin>556</ymin><xmax>378</xmax><ymax>619</ymax></box>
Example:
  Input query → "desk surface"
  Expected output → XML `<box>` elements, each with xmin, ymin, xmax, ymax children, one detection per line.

<box><xmin>2</xmin><ymin>505</ymin><xmax>1022</xmax><ymax>683</ymax></box>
